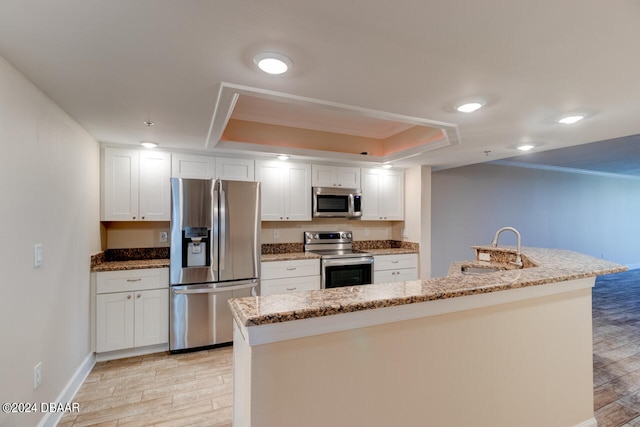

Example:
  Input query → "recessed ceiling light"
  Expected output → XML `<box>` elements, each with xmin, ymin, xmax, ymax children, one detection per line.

<box><xmin>143</xmin><ymin>120</ymin><xmax>155</xmax><ymax>127</ymax></box>
<box><xmin>254</xmin><ymin>52</ymin><xmax>292</xmax><ymax>75</ymax></box>
<box><xmin>557</xmin><ymin>115</ymin><xmax>585</xmax><ymax>124</ymax></box>
<box><xmin>140</xmin><ymin>141</ymin><xmax>158</xmax><ymax>149</ymax></box>
<box><xmin>277</xmin><ymin>154</ymin><xmax>290</xmax><ymax>161</ymax></box>
<box><xmin>456</xmin><ymin>102</ymin><xmax>484</xmax><ymax>113</ymax></box>
<box><xmin>517</xmin><ymin>144</ymin><xmax>535</xmax><ymax>151</ymax></box>
<box><xmin>381</xmin><ymin>163</ymin><xmax>393</xmax><ymax>169</ymax></box>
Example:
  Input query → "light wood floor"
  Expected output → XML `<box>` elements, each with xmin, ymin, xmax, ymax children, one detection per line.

<box><xmin>60</xmin><ymin>270</ymin><xmax>640</xmax><ymax>426</ymax></box>
<box><xmin>58</xmin><ymin>346</ymin><xmax>233</xmax><ymax>427</ymax></box>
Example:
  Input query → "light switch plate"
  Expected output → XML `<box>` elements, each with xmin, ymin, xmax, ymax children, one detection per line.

<box><xmin>34</xmin><ymin>244</ymin><xmax>43</xmax><ymax>267</ymax></box>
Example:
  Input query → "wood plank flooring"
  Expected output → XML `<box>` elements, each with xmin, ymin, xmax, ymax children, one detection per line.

<box><xmin>58</xmin><ymin>346</ymin><xmax>233</xmax><ymax>427</ymax></box>
<box><xmin>593</xmin><ymin>269</ymin><xmax>640</xmax><ymax>426</ymax></box>
<box><xmin>60</xmin><ymin>270</ymin><xmax>640</xmax><ymax>426</ymax></box>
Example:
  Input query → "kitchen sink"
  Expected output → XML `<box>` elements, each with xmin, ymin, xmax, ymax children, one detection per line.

<box><xmin>460</xmin><ymin>266</ymin><xmax>506</xmax><ymax>275</ymax></box>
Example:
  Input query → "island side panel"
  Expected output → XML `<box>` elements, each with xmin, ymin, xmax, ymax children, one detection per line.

<box><xmin>237</xmin><ymin>285</ymin><xmax>595</xmax><ymax>427</ymax></box>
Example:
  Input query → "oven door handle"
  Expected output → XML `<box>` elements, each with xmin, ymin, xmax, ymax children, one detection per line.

<box><xmin>322</xmin><ymin>257</ymin><xmax>374</xmax><ymax>267</ymax></box>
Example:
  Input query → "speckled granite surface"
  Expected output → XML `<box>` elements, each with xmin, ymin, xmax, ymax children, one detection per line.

<box><xmin>261</xmin><ymin>240</ymin><xmax>418</xmax><ymax>262</ymax></box>
<box><xmin>91</xmin><ymin>248</ymin><xmax>170</xmax><ymax>272</ymax></box>
<box><xmin>92</xmin><ymin>258</ymin><xmax>170</xmax><ymax>272</ymax></box>
<box><xmin>261</xmin><ymin>252</ymin><xmax>322</xmax><ymax>262</ymax></box>
<box><xmin>229</xmin><ymin>247</ymin><xmax>627</xmax><ymax>327</ymax></box>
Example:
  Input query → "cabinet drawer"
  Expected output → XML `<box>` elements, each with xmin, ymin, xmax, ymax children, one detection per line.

<box><xmin>374</xmin><ymin>254</ymin><xmax>417</xmax><ymax>271</ymax></box>
<box><xmin>261</xmin><ymin>259</ymin><xmax>320</xmax><ymax>280</ymax></box>
<box><xmin>261</xmin><ymin>276</ymin><xmax>320</xmax><ymax>296</ymax></box>
<box><xmin>97</xmin><ymin>268</ymin><xmax>169</xmax><ymax>294</ymax></box>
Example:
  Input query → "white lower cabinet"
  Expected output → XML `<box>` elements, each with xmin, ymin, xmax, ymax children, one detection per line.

<box><xmin>373</xmin><ymin>254</ymin><xmax>418</xmax><ymax>284</ymax></box>
<box><xmin>261</xmin><ymin>259</ymin><xmax>320</xmax><ymax>296</ymax></box>
<box><xmin>95</xmin><ymin>268</ymin><xmax>169</xmax><ymax>353</ymax></box>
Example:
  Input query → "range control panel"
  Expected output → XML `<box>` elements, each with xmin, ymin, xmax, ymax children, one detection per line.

<box><xmin>304</xmin><ymin>231</ymin><xmax>353</xmax><ymax>245</ymax></box>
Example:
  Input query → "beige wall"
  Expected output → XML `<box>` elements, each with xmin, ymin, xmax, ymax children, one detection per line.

<box><xmin>103</xmin><ymin>221</ymin><xmax>170</xmax><ymax>249</ymax></box>
<box><xmin>237</xmin><ymin>287</ymin><xmax>595</xmax><ymax>427</ymax></box>
<box><xmin>261</xmin><ymin>218</ymin><xmax>404</xmax><ymax>244</ymax></box>
<box><xmin>0</xmin><ymin>56</ymin><xmax>101</xmax><ymax>426</ymax></box>
<box><xmin>404</xmin><ymin>165</ymin><xmax>431</xmax><ymax>278</ymax></box>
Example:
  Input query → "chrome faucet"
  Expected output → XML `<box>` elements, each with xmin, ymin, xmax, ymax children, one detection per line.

<box><xmin>491</xmin><ymin>227</ymin><xmax>522</xmax><ymax>267</ymax></box>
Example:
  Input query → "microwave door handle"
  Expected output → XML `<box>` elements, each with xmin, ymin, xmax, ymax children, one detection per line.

<box><xmin>348</xmin><ymin>193</ymin><xmax>354</xmax><ymax>216</ymax></box>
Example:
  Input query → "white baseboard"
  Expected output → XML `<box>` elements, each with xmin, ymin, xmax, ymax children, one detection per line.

<box><xmin>37</xmin><ymin>352</ymin><xmax>95</xmax><ymax>427</ymax></box>
<box><xmin>574</xmin><ymin>417</ymin><xmax>597</xmax><ymax>427</ymax></box>
<box><xmin>95</xmin><ymin>343</ymin><xmax>168</xmax><ymax>362</ymax></box>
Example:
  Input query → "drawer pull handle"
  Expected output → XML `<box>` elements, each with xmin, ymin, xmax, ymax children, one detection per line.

<box><xmin>391</xmin><ymin>261</ymin><xmax>399</xmax><ymax>264</ymax></box>
<box><xmin>126</xmin><ymin>278</ymin><xmax>142</xmax><ymax>282</ymax></box>
<box><xmin>286</xmin><ymin>267</ymin><xmax>297</xmax><ymax>271</ymax></box>
<box><xmin>286</xmin><ymin>287</ymin><xmax>297</xmax><ymax>291</ymax></box>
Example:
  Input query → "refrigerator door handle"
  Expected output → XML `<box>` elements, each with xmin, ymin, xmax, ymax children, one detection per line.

<box><xmin>219</xmin><ymin>184</ymin><xmax>226</xmax><ymax>271</ymax></box>
<box><xmin>172</xmin><ymin>282</ymin><xmax>257</xmax><ymax>295</ymax></box>
<box><xmin>212</xmin><ymin>180</ymin><xmax>219</xmax><ymax>277</ymax></box>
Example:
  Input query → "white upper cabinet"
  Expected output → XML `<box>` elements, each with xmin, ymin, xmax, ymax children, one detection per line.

<box><xmin>215</xmin><ymin>157</ymin><xmax>255</xmax><ymax>181</ymax></box>
<box><xmin>171</xmin><ymin>153</ymin><xmax>255</xmax><ymax>181</ymax></box>
<box><xmin>139</xmin><ymin>150</ymin><xmax>172</xmax><ymax>221</ymax></box>
<box><xmin>255</xmin><ymin>160</ymin><xmax>311</xmax><ymax>221</ymax></box>
<box><xmin>311</xmin><ymin>165</ymin><xmax>361</xmax><ymax>188</ymax></box>
<box><xmin>171</xmin><ymin>153</ymin><xmax>216</xmax><ymax>179</ymax></box>
<box><xmin>361</xmin><ymin>168</ymin><xmax>404</xmax><ymax>221</ymax></box>
<box><xmin>102</xmin><ymin>147</ymin><xmax>171</xmax><ymax>221</ymax></box>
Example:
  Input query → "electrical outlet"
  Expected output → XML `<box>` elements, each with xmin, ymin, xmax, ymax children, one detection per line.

<box><xmin>159</xmin><ymin>231</ymin><xmax>168</xmax><ymax>243</ymax></box>
<box><xmin>34</xmin><ymin>362</ymin><xmax>42</xmax><ymax>389</ymax></box>
<box><xmin>364</xmin><ymin>228</ymin><xmax>369</xmax><ymax>236</ymax></box>
<box><xmin>273</xmin><ymin>229</ymin><xmax>280</xmax><ymax>239</ymax></box>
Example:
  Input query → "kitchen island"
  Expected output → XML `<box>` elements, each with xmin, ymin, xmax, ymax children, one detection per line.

<box><xmin>229</xmin><ymin>247</ymin><xmax>626</xmax><ymax>427</ymax></box>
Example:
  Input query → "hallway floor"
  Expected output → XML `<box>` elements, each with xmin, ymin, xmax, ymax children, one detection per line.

<box><xmin>593</xmin><ymin>269</ymin><xmax>640</xmax><ymax>426</ymax></box>
<box><xmin>60</xmin><ymin>270</ymin><xmax>640</xmax><ymax>426</ymax></box>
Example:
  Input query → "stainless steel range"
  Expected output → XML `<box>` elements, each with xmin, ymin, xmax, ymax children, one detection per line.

<box><xmin>304</xmin><ymin>231</ymin><xmax>374</xmax><ymax>288</ymax></box>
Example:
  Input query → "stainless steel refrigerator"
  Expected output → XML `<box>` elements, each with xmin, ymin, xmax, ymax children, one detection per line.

<box><xmin>169</xmin><ymin>178</ymin><xmax>260</xmax><ymax>352</ymax></box>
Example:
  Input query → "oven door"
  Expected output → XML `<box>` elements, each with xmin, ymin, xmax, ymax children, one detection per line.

<box><xmin>321</xmin><ymin>257</ymin><xmax>374</xmax><ymax>289</ymax></box>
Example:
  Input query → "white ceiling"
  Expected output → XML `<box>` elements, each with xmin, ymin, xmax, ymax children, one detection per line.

<box><xmin>1</xmin><ymin>0</ymin><xmax>639</xmax><ymax>171</ymax></box>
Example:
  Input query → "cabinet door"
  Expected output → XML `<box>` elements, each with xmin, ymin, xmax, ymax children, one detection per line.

<box><xmin>102</xmin><ymin>148</ymin><xmax>139</xmax><ymax>221</ymax></box>
<box><xmin>361</xmin><ymin>169</ymin><xmax>404</xmax><ymax>220</ymax></box>
<box><xmin>311</xmin><ymin>165</ymin><xmax>360</xmax><ymax>188</ymax></box>
<box><xmin>255</xmin><ymin>161</ymin><xmax>284</xmax><ymax>220</ymax></box>
<box><xmin>335</xmin><ymin>167</ymin><xmax>361</xmax><ymax>189</ymax></box>
<box><xmin>134</xmin><ymin>289</ymin><xmax>169</xmax><ymax>347</ymax></box>
<box><xmin>139</xmin><ymin>150</ymin><xmax>171</xmax><ymax>220</ymax></box>
<box><xmin>261</xmin><ymin>276</ymin><xmax>320</xmax><ymax>296</ymax></box>
<box><xmin>283</xmin><ymin>163</ymin><xmax>311</xmax><ymax>221</ymax></box>
<box><xmin>171</xmin><ymin>153</ymin><xmax>216</xmax><ymax>179</ymax></box>
<box><xmin>380</xmin><ymin>170</ymin><xmax>404</xmax><ymax>220</ymax></box>
<box><xmin>373</xmin><ymin>270</ymin><xmax>396</xmax><ymax>284</ymax></box>
<box><xmin>311</xmin><ymin>165</ymin><xmax>336</xmax><ymax>187</ymax></box>
<box><xmin>395</xmin><ymin>268</ymin><xmax>418</xmax><ymax>282</ymax></box>
<box><xmin>361</xmin><ymin>169</ymin><xmax>382</xmax><ymax>220</ymax></box>
<box><xmin>216</xmin><ymin>157</ymin><xmax>255</xmax><ymax>181</ymax></box>
<box><xmin>96</xmin><ymin>292</ymin><xmax>134</xmax><ymax>352</ymax></box>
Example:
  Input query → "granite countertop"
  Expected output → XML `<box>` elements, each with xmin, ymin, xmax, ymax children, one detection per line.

<box><xmin>91</xmin><ymin>258</ymin><xmax>170</xmax><ymax>272</ymax></box>
<box><xmin>229</xmin><ymin>247</ymin><xmax>627</xmax><ymax>327</ymax></box>
<box><xmin>261</xmin><ymin>247</ymin><xmax>418</xmax><ymax>262</ymax></box>
<box><xmin>261</xmin><ymin>252</ymin><xmax>322</xmax><ymax>262</ymax></box>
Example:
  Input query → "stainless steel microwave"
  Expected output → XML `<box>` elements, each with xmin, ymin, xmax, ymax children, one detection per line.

<box><xmin>312</xmin><ymin>187</ymin><xmax>362</xmax><ymax>218</ymax></box>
